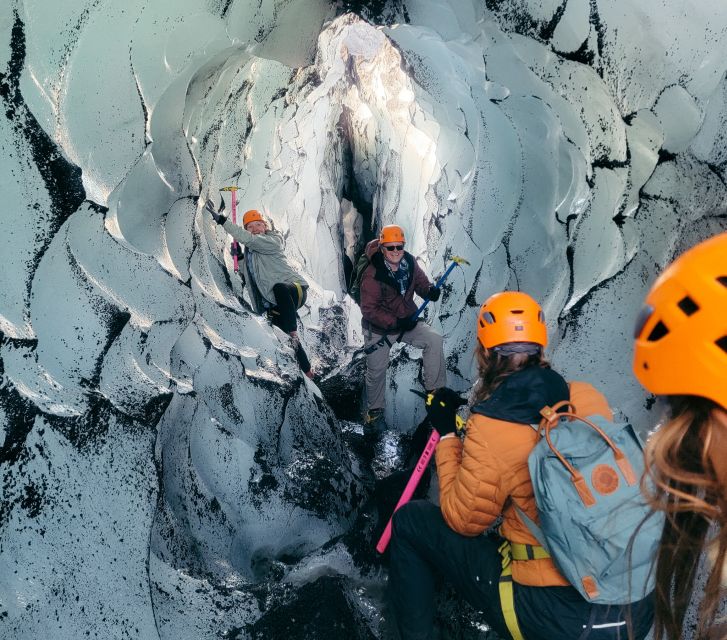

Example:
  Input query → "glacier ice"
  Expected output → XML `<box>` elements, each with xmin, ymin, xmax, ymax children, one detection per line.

<box><xmin>1</xmin><ymin>0</ymin><xmax>726</xmax><ymax>638</ymax></box>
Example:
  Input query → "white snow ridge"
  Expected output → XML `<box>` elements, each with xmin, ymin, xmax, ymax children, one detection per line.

<box><xmin>1</xmin><ymin>1</ymin><xmax>726</xmax><ymax>638</ymax></box>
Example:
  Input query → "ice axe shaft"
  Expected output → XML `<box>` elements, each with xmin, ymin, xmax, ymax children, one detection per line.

<box><xmin>364</xmin><ymin>255</ymin><xmax>470</xmax><ymax>356</ymax></box>
<box><xmin>375</xmin><ymin>387</ymin><xmax>468</xmax><ymax>553</ymax></box>
<box><xmin>431</xmin><ymin>255</ymin><xmax>470</xmax><ymax>290</ymax></box>
<box><xmin>221</xmin><ymin>186</ymin><xmax>239</xmax><ymax>272</ymax></box>
<box><xmin>376</xmin><ymin>429</ymin><xmax>440</xmax><ymax>554</ymax></box>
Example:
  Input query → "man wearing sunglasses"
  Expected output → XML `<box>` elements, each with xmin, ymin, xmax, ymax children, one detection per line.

<box><xmin>360</xmin><ymin>224</ymin><xmax>446</xmax><ymax>436</ymax></box>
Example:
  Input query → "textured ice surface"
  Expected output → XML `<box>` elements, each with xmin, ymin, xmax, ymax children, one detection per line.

<box><xmin>1</xmin><ymin>0</ymin><xmax>726</xmax><ymax>638</ymax></box>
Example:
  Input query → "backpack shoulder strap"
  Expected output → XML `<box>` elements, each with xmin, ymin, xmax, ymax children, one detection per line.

<box><xmin>513</xmin><ymin>504</ymin><xmax>549</xmax><ymax>552</ymax></box>
<box><xmin>350</xmin><ymin>252</ymin><xmax>371</xmax><ymax>301</ymax></box>
<box><xmin>516</xmin><ymin>422</ymin><xmax>548</xmax><ymax>551</ymax></box>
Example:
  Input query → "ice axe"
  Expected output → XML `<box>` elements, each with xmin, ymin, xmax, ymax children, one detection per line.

<box><xmin>375</xmin><ymin>389</ymin><xmax>465</xmax><ymax>554</ymax></box>
<box><xmin>364</xmin><ymin>255</ymin><xmax>470</xmax><ymax>355</ymax></box>
<box><xmin>204</xmin><ymin>194</ymin><xmax>235</xmax><ymax>267</ymax></box>
<box><xmin>220</xmin><ymin>186</ymin><xmax>239</xmax><ymax>272</ymax></box>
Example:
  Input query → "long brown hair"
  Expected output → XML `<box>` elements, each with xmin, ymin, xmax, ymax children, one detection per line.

<box><xmin>472</xmin><ymin>342</ymin><xmax>549</xmax><ymax>403</ymax></box>
<box><xmin>643</xmin><ymin>396</ymin><xmax>727</xmax><ymax>640</ymax></box>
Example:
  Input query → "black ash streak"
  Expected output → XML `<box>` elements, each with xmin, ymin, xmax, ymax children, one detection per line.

<box><xmin>0</xmin><ymin>14</ymin><xmax>108</xmax><ymax>464</ymax></box>
<box><xmin>0</xmin><ymin>332</ymin><xmax>38</xmax><ymax>469</ymax></box>
<box><xmin>538</xmin><ymin>0</ymin><xmax>569</xmax><ymax>41</ymax></box>
<box><xmin>588</xmin><ymin>0</ymin><xmax>607</xmax><ymax>78</ymax></box>
<box><xmin>554</xmin><ymin>36</ymin><xmax>596</xmax><ymax>67</ymax></box>
<box><xmin>338</xmin><ymin>0</ymin><xmax>410</xmax><ymax>25</ymax></box>
<box><xmin>486</xmin><ymin>0</ymin><xmax>606</xmax><ymax>74</ymax></box>
<box><xmin>502</xmin><ymin>236</ymin><xmax>520</xmax><ymax>291</ymax></box>
<box><xmin>130</xmin><ymin>48</ymin><xmax>152</xmax><ymax>147</ymax></box>
<box><xmin>558</xmin><ymin>250</ymin><xmax>637</xmax><ymax>339</ymax></box>
<box><xmin>707</xmin><ymin>162</ymin><xmax>727</xmax><ymax>190</ymax></box>
<box><xmin>0</xmin><ymin>12</ymin><xmax>86</xmax><ymax>256</ymax></box>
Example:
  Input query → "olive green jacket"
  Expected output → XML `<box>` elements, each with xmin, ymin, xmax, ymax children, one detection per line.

<box><xmin>222</xmin><ymin>221</ymin><xmax>308</xmax><ymax>312</ymax></box>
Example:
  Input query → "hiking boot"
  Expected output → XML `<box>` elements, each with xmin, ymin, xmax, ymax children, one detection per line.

<box><xmin>364</xmin><ymin>408</ymin><xmax>387</xmax><ymax>441</ymax></box>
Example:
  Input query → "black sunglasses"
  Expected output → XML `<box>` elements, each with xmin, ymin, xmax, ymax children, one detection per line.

<box><xmin>383</xmin><ymin>245</ymin><xmax>404</xmax><ymax>252</ymax></box>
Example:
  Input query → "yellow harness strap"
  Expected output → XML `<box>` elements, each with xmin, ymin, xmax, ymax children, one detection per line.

<box><xmin>510</xmin><ymin>542</ymin><xmax>550</xmax><ymax>561</ymax></box>
<box><xmin>498</xmin><ymin>541</ymin><xmax>525</xmax><ymax>640</ymax></box>
<box><xmin>293</xmin><ymin>282</ymin><xmax>304</xmax><ymax>308</ymax></box>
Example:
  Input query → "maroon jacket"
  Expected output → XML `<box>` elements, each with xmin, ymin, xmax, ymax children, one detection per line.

<box><xmin>360</xmin><ymin>239</ymin><xmax>432</xmax><ymax>335</ymax></box>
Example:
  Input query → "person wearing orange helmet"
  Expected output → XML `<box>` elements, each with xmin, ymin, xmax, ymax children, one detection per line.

<box><xmin>387</xmin><ymin>291</ymin><xmax>654</xmax><ymax>640</ymax></box>
<box><xmin>633</xmin><ymin>231</ymin><xmax>727</xmax><ymax>640</ymax></box>
<box><xmin>359</xmin><ymin>224</ymin><xmax>446</xmax><ymax>435</ymax></box>
<box><xmin>208</xmin><ymin>206</ymin><xmax>314</xmax><ymax>379</ymax></box>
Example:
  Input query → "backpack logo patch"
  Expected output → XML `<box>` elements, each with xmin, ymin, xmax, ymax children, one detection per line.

<box><xmin>591</xmin><ymin>464</ymin><xmax>619</xmax><ymax>495</ymax></box>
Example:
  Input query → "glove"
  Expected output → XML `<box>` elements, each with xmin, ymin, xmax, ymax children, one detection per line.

<box><xmin>210</xmin><ymin>209</ymin><xmax>227</xmax><ymax>225</ymax></box>
<box><xmin>428</xmin><ymin>285</ymin><xmax>441</xmax><ymax>302</ymax></box>
<box><xmin>396</xmin><ymin>315</ymin><xmax>418</xmax><ymax>333</ymax></box>
<box><xmin>231</xmin><ymin>243</ymin><xmax>243</xmax><ymax>259</ymax></box>
<box><xmin>205</xmin><ymin>199</ymin><xmax>227</xmax><ymax>225</ymax></box>
<box><xmin>425</xmin><ymin>387</ymin><xmax>467</xmax><ymax>436</ymax></box>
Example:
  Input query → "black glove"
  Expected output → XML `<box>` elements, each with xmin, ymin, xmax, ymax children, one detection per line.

<box><xmin>428</xmin><ymin>285</ymin><xmax>441</xmax><ymax>302</ymax></box>
<box><xmin>396</xmin><ymin>315</ymin><xmax>418</xmax><ymax>333</ymax></box>
<box><xmin>425</xmin><ymin>387</ymin><xmax>467</xmax><ymax>436</ymax></box>
<box><xmin>231</xmin><ymin>242</ymin><xmax>243</xmax><ymax>259</ymax></box>
<box><xmin>205</xmin><ymin>199</ymin><xmax>227</xmax><ymax>225</ymax></box>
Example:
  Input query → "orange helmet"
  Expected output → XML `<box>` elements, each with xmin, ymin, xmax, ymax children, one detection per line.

<box><xmin>242</xmin><ymin>209</ymin><xmax>265</xmax><ymax>228</ymax></box>
<box><xmin>477</xmin><ymin>291</ymin><xmax>547</xmax><ymax>349</ymax></box>
<box><xmin>379</xmin><ymin>224</ymin><xmax>405</xmax><ymax>245</ymax></box>
<box><xmin>633</xmin><ymin>232</ymin><xmax>727</xmax><ymax>409</ymax></box>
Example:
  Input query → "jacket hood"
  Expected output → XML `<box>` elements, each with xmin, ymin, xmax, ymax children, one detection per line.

<box><xmin>471</xmin><ymin>366</ymin><xmax>569</xmax><ymax>424</ymax></box>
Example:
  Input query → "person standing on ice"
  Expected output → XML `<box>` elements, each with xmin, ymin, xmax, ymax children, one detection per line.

<box><xmin>633</xmin><ymin>232</ymin><xmax>727</xmax><ymax>640</ymax></box>
<box><xmin>359</xmin><ymin>224</ymin><xmax>445</xmax><ymax>436</ymax></box>
<box><xmin>387</xmin><ymin>291</ymin><xmax>655</xmax><ymax>640</ymax></box>
<box><xmin>208</xmin><ymin>206</ymin><xmax>315</xmax><ymax>379</ymax></box>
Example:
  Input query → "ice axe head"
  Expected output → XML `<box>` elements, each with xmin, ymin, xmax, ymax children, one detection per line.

<box><xmin>449</xmin><ymin>255</ymin><xmax>471</xmax><ymax>266</ymax></box>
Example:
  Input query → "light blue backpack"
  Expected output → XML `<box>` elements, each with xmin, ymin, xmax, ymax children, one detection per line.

<box><xmin>516</xmin><ymin>401</ymin><xmax>664</xmax><ymax>604</ymax></box>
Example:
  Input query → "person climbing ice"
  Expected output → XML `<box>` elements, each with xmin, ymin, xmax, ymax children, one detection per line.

<box><xmin>358</xmin><ymin>224</ymin><xmax>446</xmax><ymax>438</ymax></box>
<box><xmin>207</xmin><ymin>204</ymin><xmax>315</xmax><ymax>380</ymax></box>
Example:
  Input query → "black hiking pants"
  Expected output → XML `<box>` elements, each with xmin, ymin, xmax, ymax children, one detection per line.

<box><xmin>268</xmin><ymin>282</ymin><xmax>311</xmax><ymax>373</ymax></box>
<box><xmin>388</xmin><ymin>501</ymin><xmax>654</xmax><ymax>640</ymax></box>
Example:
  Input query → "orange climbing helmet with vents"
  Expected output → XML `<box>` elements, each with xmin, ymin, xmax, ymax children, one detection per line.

<box><xmin>477</xmin><ymin>291</ymin><xmax>547</xmax><ymax>349</ymax></box>
<box><xmin>633</xmin><ymin>231</ymin><xmax>727</xmax><ymax>409</ymax></box>
<box><xmin>242</xmin><ymin>209</ymin><xmax>265</xmax><ymax>228</ymax></box>
<box><xmin>379</xmin><ymin>225</ymin><xmax>405</xmax><ymax>245</ymax></box>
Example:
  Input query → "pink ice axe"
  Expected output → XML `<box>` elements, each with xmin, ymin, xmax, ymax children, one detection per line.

<box><xmin>375</xmin><ymin>389</ymin><xmax>465</xmax><ymax>554</ymax></box>
<box><xmin>375</xmin><ymin>426</ymin><xmax>440</xmax><ymax>554</ymax></box>
<box><xmin>220</xmin><ymin>186</ymin><xmax>239</xmax><ymax>272</ymax></box>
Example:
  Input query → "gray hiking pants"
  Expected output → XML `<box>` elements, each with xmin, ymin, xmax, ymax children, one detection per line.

<box><xmin>364</xmin><ymin>322</ymin><xmax>447</xmax><ymax>411</ymax></box>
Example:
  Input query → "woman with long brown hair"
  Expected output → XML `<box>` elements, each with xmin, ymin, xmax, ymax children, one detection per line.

<box><xmin>387</xmin><ymin>291</ymin><xmax>654</xmax><ymax>640</ymax></box>
<box><xmin>633</xmin><ymin>231</ymin><xmax>727</xmax><ymax>640</ymax></box>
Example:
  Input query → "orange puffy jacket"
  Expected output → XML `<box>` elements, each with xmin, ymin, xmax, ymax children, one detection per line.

<box><xmin>435</xmin><ymin>367</ymin><xmax>613</xmax><ymax>587</ymax></box>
